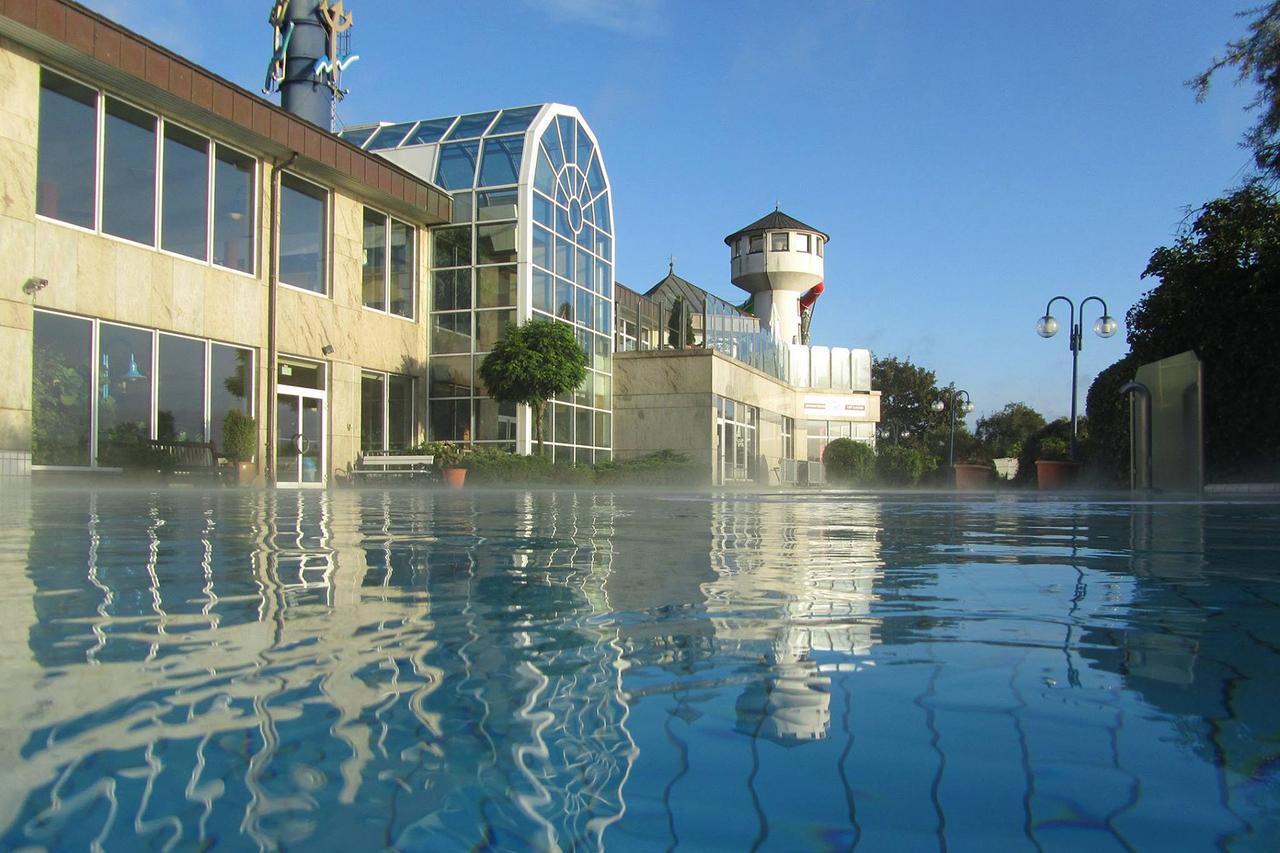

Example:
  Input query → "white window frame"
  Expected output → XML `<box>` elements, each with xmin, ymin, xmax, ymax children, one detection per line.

<box><xmin>359</xmin><ymin>368</ymin><xmax>416</xmax><ymax>453</ymax></box>
<box><xmin>361</xmin><ymin>207</ymin><xmax>417</xmax><ymax>320</ymax></box>
<box><xmin>277</xmin><ymin>170</ymin><xmax>332</xmax><ymax>297</ymax></box>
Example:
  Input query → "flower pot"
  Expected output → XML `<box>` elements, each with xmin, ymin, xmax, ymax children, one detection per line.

<box><xmin>236</xmin><ymin>461</ymin><xmax>256</xmax><ymax>486</ymax></box>
<box><xmin>1035</xmin><ymin>459</ymin><xmax>1079</xmax><ymax>490</ymax></box>
<box><xmin>952</xmin><ymin>463</ymin><xmax>993</xmax><ymax>490</ymax></box>
<box><xmin>442</xmin><ymin>466</ymin><xmax>467</xmax><ymax>489</ymax></box>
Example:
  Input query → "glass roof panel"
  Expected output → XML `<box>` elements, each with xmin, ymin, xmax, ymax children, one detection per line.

<box><xmin>594</xmin><ymin>192</ymin><xmax>611</xmax><ymax>233</ymax></box>
<box><xmin>478</xmin><ymin>136</ymin><xmax>524</xmax><ymax>187</ymax></box>
<box><xmin>337</xmin><ymin>125</ymin><xmax>378</xmax><ymax>148</ymax></box>
<box><xmin>575</xmin><ymin>120</ymin><xmax>593</xmax><ymax>172</ymax></box>
<box><xmin>534</xmin><ymin>145</ymin><xmax>555</xmax><ymax>195</ymax></box>
<box><xmin>404</xmin><ymin>116</ymin><xmax>456</xmax><ymax>146</ymax></box>
<box><xmin>445</xmin><ymin>111</ymin><xmax>499</xmax><ymax>140</ymax></box>
<box><xmin>557</xmin><ymin>116</ymin><xmax>576</xmax><ymax>164</ymax></box>
<box><xmin>367</xmin><ymin>121</ymin><xmax>417</xmax><ymax>150</ymax></box>
<box><xmin>435</xmin><ymin>141</ymin><xmax>481</xmax><ymax>190</ymax></box>
<box><xmin>585</xmin><ymin>153</ymin><xmax>605</xmax><ymax>195</ymax></box>
<box><xmin>489</xmin><ymin>105</ymin><xmax>541</xmax><ymax>135</ymax></box>
<box><xmin>542</xmin><ymin>124</ymin><xmax>564</xmax><ymax>171</ymax></box>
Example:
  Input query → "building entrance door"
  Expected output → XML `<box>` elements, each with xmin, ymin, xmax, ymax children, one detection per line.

<box><xmin>276</xmin><ymin>389</ymin><xmax>325</xmax><ymax>486</ymax></box>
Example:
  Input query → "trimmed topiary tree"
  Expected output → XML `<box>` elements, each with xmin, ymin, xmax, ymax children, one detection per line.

<box><xmin>823</xmin><ymin>438</ymin><xmax>876</xmax><ymax>485</ymax></box>
<box><xmin>478</xmin><ymin>319</ymin><xmax>588</xmax><ymax>456</ymax></box>
<box><xmin>222</xmin><ymin>409</ymin><xmax>257</xmax><ymax>463</ymax></box>
<box><xmin>876</xmin><ymin>445</ymin><xmax>926</xmax><ymax>486</ymax></box>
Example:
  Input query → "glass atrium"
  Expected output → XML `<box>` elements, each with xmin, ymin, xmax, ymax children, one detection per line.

<box><xmin>339</xmin><ymin>105</ymin><xmax>614</xmax><ymax>462</ymax></box>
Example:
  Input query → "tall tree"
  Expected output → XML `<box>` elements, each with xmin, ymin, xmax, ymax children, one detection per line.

<box><xmin>871</xmin><ymin>356</ymin><xmax>954</xmax><ymax>474</ymax></box>
<box><xmin>1126</xmin><ymin>182</ymin><xmax>1280</xmax><ymax>479</ymax></box>
<box><xmin>1192</xmin><ymin>2</ymin><xmax>1280</xmax><ymax>179</ymax></box>
<box><xmin>478</xmin><ymin>320</ymin><xmax>588</xmax><ymax>455</ymax></box>
<box><xmin>974</xmin><ymin>402</ymin><xmax>1047</xmax><ymax>459</ymax></box>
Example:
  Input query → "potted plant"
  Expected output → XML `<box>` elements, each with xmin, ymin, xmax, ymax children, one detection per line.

<box><xmin>1034</xmin><ymin>437</ymin><xmax>1077</xmax><ymax>490</ymax></box>
<box><xmin>222</xmin><ymin>409</ymin><xmax>258</xmax><ymax>486</ymax></box>
<box><xmin>426</xmin><ymin>441</ymin><xmax>467</xmax><ymax>488</ymax></box>
<box><xmin>952</xmin><ymin>459</ymin><xmax>995</xmax><ymax>490</ymax></box>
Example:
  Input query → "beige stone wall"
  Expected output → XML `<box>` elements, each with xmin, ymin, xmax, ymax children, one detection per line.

<box><xmin>0</xmin><ymin>38</ymin><xmax>430</xmax><ymax>481</ymax></box>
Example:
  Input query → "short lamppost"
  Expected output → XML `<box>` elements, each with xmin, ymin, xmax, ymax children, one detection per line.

<box><xmin>876</xmin><ymin>423</ymin><xmax>912</xmax><ymax>446</ymax></box>
<box><xmin>1036</xmin><ymin>296</ymin><xmax>1119</xmax><ymax>460</ymax></box>
<box><xmin>932</xmin><ymin>389</ymin><xmax>974</xmax><ymax>469</ymax></box>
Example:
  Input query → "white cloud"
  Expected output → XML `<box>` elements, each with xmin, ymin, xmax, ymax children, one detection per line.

<box><xmin>526</xmin><ymin>0</ymin><xmax>665</xmax><ymax>36</ymax></box>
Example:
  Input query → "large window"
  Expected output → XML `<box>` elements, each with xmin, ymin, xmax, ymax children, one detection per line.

<box><xmin>362</xmin><ymin>209</ymin><xmax>415</xmax><ymax>318</ymax></box>
<box><xmin>279</xmin><ymin>173</ymin><xmax>328</xmax><ymax>294</ymax></box>
<box><xmin>360</xmin><ymin>371</ymin><xmax>415</xmax><ymax>452</ymax></box>
<box><xmin>32</xmin><ymin>310</ymin><xmax>255</xmax><ymax>468</ymax></box>
<box><xmin>35</xmin><ymin>68</ymin><xmax>258</xmax><ymax>273</ymax></box>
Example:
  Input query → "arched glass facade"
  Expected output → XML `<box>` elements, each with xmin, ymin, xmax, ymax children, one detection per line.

<box><xmin>341</xmin><ymin>105</ymin><xmax>614</xmax><ymax>462</ymax></box>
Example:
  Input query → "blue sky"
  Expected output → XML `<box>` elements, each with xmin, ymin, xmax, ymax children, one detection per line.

<box><xmin>85</xmin><ymin>0</ymin><xmax>1257</xmax><ymax>426</ymax></box>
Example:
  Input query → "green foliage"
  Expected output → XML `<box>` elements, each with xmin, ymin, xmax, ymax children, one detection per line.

<box><xmin>871</xmin><ymin>356</ymin><xmax>953</xmax><ymax>472</ymax></box>
<box><xmin>1037</xmin><ymin>437</ymin><xmax>1070</xmax><ymax>462</ymax></box>
<box><xmin>221</xmin><ymin>409</ymin><xmax>257</xmax><ymax>463</ymax></box>
<box><xmin>478</xmin><ymin>320</ymin><xmax>588</xmax><ymax>455</ymax></box>
<box><xmin>1192</xmin><ymin>2</ymin><xmax>1280</xmax><ymax>179</ymax></box>
<box><xmin>975</xmin><ymin>402</ymin><xmax>1046</xmax><ymax>459</ymax></box>
<box><xmin>31</xmin><ymin>344</ymin><xmax>91</xmax><ymax>466</ymax></box>
<box><xmin>445</xmin><ymin>448</ymin><xmax>703</xmax><ymax>487</ymax></box>
<box><xmin>97</xmin><ymin>422</ymin><xmax>169</xmax><ymax>471</ymax></box>
<box><xmin>875</xmin><ymin>445</ymin><xmax>927</xmax><ymax>486</ymax></box>
<box><xmin>420</xmin><ymin>440</ymin><xmax>466</xmax><ymax>467</ymax></box>
<box><xmin>1085</xmin><ymin>353</ymin><xmax>1141</xmax><ymax>486</ymax></box>
<box><xmin>1014</xmin><ymin>418</ymin><xmax>1082</xmax><ymax>485</ymax></box>
<box><xmin>593</xmin><ymin>450</ymin><xmax>706</xmax><ymax>486</ymax></box>
<box><xmin>823</xmin><ymin>438</ymin><xmax>876</xmax><ymax>485</ymax></box>
<box><xmin>1129</xmin><ymin>183</ymin><xmax>1280</xmax><ymax>480</ymax></box>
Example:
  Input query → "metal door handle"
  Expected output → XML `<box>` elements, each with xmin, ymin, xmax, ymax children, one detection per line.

<box><xmin>292</xmin><ymin>433</ymin><xmax>311</xmax><ymax>454</ymax></box>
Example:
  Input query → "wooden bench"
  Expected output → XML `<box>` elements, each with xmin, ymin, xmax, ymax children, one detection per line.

<box><xmin>147</xmin><ymin>440</ymin><xmax>231</xmax><ymax>483</ymax></box>
<box><xmin>350</xmin><ymin>453</ymin><xmax>435</xmax><ymax>481</ymax></box>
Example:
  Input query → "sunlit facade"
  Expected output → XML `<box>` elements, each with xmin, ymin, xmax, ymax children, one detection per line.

<box><xmin>339</xmin><ymin>106</ymin><xmax>615</xmax><ymax>463</ymax></box>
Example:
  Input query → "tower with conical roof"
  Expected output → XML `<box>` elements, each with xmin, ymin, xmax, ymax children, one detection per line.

<box><xmin>725</xmin><ymin>209</ymin><xmax>827</xmax><ymax>345</ymax></box>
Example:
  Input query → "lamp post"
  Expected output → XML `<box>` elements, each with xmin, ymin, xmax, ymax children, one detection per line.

<box><xmin>931</xmin><ymin>389</ymin><xmax>974</xmax><ymax>469</ymax></box>
<box><xmin>1035</xmin><ymin>296</ymin><xmax>1118</xmax><ymax>460</ymax></box>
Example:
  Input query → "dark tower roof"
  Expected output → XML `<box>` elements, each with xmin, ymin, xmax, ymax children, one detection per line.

<box><xmin>724</xmin><ymin>209</ymin><xmax>829</xmax><ymax>246</ymax></box>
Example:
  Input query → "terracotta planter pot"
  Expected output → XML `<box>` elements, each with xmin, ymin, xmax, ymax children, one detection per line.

<box><xmin>952</xmin><ymin>463</ymin><xmax>994</xmax><ymax>490</ymax></box>
<box><xmin>442</xmin><ymin>467</ymin><xmax>467</xmax><ymax>489</ymax></box>
<box><xmin>1035</xmin><ymin>459</ymin><xmax>1079</xmax><ymax>490</ymax></box>
<box><xmin>236</xmin><ymin>461</ymin><xmax>256</xmax><ymax>486</ymax></box>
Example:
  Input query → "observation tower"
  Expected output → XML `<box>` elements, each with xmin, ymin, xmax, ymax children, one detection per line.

<box><xmin>725</xmin><ymin>209</ymin><xmax>828</xmax><ymax>345</ymax></box>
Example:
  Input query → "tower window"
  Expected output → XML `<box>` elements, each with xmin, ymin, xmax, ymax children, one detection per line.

<box><xmin>749</xmin><ymin>234</ymin><xmax>763</xmax><ymax>254</ymax></box>
<box><xmin>797</xmin><ymin>234</ymin><xmax>811</xmax><ymax>253</ymax></box>
<box><xmin>770</xmin><ymin>232</ymin><xmax>789</xmax><ymax>252</ymax></box>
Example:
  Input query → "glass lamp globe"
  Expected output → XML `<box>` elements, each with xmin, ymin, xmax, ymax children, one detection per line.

<box><xmin>1093</xmin><ymin>314</ymin><xmax>1118</xmax><ymax>338</ymax></box>
<box><xmin>964</xmin><ymin>402</ymin><xmax>976</xmax><ymax>414</ymax></box>
<box><xmin>931</xmin><ymin>400</ymin><xmax>945</xmax><ymax>412</ymax></box>
<box><xmin>1036</xmin><ymin>315</ymin><xmax>1059</xmax><ymax>338</ymax></box>
<box><xmin>901</xmin><ymin>430</ymin><xmax>911</xmax><ymax>439</ymax></box>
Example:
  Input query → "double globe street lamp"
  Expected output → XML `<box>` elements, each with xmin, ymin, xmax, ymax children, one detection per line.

<box><xmin>1036</xmin><ymin>295</ymin><xmax>1119</xmax><ymax>460</ymax></box>
<box><xmin>932</xmin><ymin>389</ymin><xmax>974</xmax><ymax>469</ymax></box>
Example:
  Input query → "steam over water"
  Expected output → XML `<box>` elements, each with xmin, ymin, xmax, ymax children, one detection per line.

<box><xmin>0</xmin><ymin>487</ymin><xmax>1277</xmax><ymax>849</ymax></box>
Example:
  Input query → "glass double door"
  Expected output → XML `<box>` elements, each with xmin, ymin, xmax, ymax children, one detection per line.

<box><xmin>276</xmin><ymin>387</ymin><xmax>325</xmax><ymax>486</ymax></box>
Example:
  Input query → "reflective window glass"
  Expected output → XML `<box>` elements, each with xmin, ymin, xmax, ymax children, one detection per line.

<box><xmin>593</xmin><ymin>193</ymin><xmax>611</xmax><ymax>233</ymax></box>
<box><xmin>797</xmin><ymin>233</ymin><xmax>811</xmax><ymax>253</ymax></box>
<box><xmin>555</xmin><ymin>237</ymin><xmax>573</xmax><ymax>276</ymax></box>
<box><xmin>451</xmin><ymin>191</ymin><xmax>473</xmax><ymax>223</ymax></box>
<box><xmin>554</xmin><ymin>403</ymin><xmax>573</xmax><ymax>444</ymax></box>
<box><xmin>444</xmin><ymin>111</ymin><xmax>498</xmax><ymax>139</ymax></box>
<box><xmin>594</xmin><ymin>261</ymin><xmax>611</xmax><ymax>296</ymax></box>
<box><xmin>435</xmin><ymin>141</ymin><xmax>480</xmax><ymax>189</ymax></box>
<box><xmin>210</xmin><ymin>343</ymin><xmax>252</xmax><ymax>453</ymax></box>
<box><xmin>576</xmin><ymin>407</ymin><xmax>591</xmax><ymax>446</ymax></box>
<box><xmin>555</xmin><ymin>279</ymin><xmax>574</xmax><ymax>322</ymax></box>
<box><xmin>476</xmin><ymin>222</ymin><xmax>517</xmax><ymax>265</ymax></box>
<box><xmin>585</xmin><ymin>153</ymin><xmax>605</xmax><ymax>196</ymax></box>
<box><xmin>433</xmin><ymin>225</ymin><xmax>471</xmax><ymax>268</ymax></box>
<box><xmin>102</xmin><ymin>98</ymin><xmax>157</xmax><ymax>245</ymax></box>
<box><xmin>532</xmin><ymin>269</ymin><xmax>553</xmax><ymax>313</ymax></box>
<box><xmin>533</xmin><ymin>192</ymin><xmax>553</xmax><ymax>226</ymax></box>
<box><xmin>429</xmin><ymin>355</ymin><xmax>472</xmax><ymax>397</ymax></box>
<box><xmin>161</xmin><ymin>124</ymin><xmax>209</xmax><ymax>260</ymax></box>
<box><xmin>594</xmin><ymin>372</ymin><xmax>610</xmax><ymax>410</ymax></box>
<box><xmin>366</xmin><ymin>121</ymin><xmax>416</xmax><ymax>150</ymax></box>
<box><xmin>749</xmin><ymin>234</ymin><xmax>763</xmax><ymax>253</ymax></box>
<box><xmin>555</xmin><ymin>204</ymin><xmax>573</xmax><ymax>239</ymax></box>
<box><xmin>404</xmin><ymin>116</ymin><xmax>455</xmax><ymax>146</ymax></box>
<box><xmin>576</xmin><ymin>289</ymin><xmax>593</xmax><ymax>329</ymax></box>
<box><xmin>478</xmin><ymin>136</ymin><xmax>524</xmax><ymax>187</ymax></box>
<box><xmin>575</xmin><ymin>250</ymin><xmax>593</xmax><ymax>288</ymax></box>
<box><xmin>490</xmin><ymin>106</ymin><xmax>541</xmax><ymax>135</ymax></box>
<box><xmin>432</xmin><ymin>268</ymin><xmax>470</xmax><ymax>311</ymax></box>
<box><xmin>557</xmin><ymin>116</ymin><xmax>576</xmax><ymax>163</ymax></box>
<box><xmin>575</xmin><ymin>121</ymin><xmax>593</xmax><ymax>172</ymax></box>
<box><xmin>37</xmin><ymin>70</ymin><xmax>98</xmax><ymax>229</ymax></box>
<box><xmin>430</xmin><ymin>312</ymin><xmax>471</xmax><ymax>354</ymax></box>
<box><xmin>360</xmin><ymin>373</ymin><xmax>385</xmax><ymax>452</ymax></box>
<box><xmin>32</xmin><ymin>311</ymin><xmax>93</xmax><ymax>466</ymax></box>
<box><xmin>596</xmin><ymin>298</ymin><xmax>611</xmax><ymax>335</ymax></box>
<box><xmin>213</xmin><ymin>145</ymin><xmax>255</xmax><ymax>273</ymax></box>
<box><xmin>387</xmin><ymin>373</ymin><xmax>414</xmax><ymax>450</ymax></box>
<box><xmin>337</xmin><ymin>125</ymin><xmax>377</xmax><ymax>148</ymax></box>
<box><xmin>596</xmin><ymin>232</ymin><xmax>612</xmax><ymax>263</ymax></box>
<box><xmin>279</xmin><ymin>173</ymin><xmax>327</xmax><ymax>293</ymax></box>
<box><xmin>97</xmin><ymin>323</ymin><xmax>153</xmax><ymax>466</ymax></box>
<box><xmin>277</xmin><ymin>359</ymin><xmax>324</xmax><ymax>389</ymax></box>
<box><xmin>476</xmin><ymin>309</ymin><xmax>515</xmax><ymax>351</ymax></box>
<box><xmin>532</xmin><ymin>225</ymin><xmax>552</xmax><ymax>270</ymax></box>
<box><xmin>542</xmin><ymin>125</ymin><xmax>564</xmax><ymax>170</ymax></box>
<box><xmin>389</xmin><ymin>219</ymin><xmax>414</xmax><ymax>318</ymax></box>
<box><xmin>817</xmin><ymin>239</ymin><xmax>823</xmax><ymax>257</ymax></box>
<box><xmin>534</xmin><ymin>145</ymin><xmax>556</xmax><ymax>195</ymax></box>
<box><xmin>575</xmin><ymin>221</ymin><xmax>594</xmax><ymax>253</ymax></box>
<box><xmin>157</xmin><ymin>334</ymin><xmax>205</xmax><ymax>442</ymax></box>
<box><xmin>429</xmin><ymin>398</ymin><xmax>470</xmax><ymax>441</ymax></box>
<box><xmin>595</xmin><ymin>411</ymin><xmax>610</xmax><ymax>448</ymax></box>
<box><xmin>770</xmin><ymin>232</ymin><xmax>789</xmax><ymax>252</ymax></box>
<box><xmin>362</xmin><ymin>208</ymin><xmax>386</xmax><ymax>311</ymax></box>
<box><xmin>476</xmin><ymin>399</ymin><xmax>517</xmax><ymax>443</ymax></box>
<box><xmin>477</xmin><ymin>265</ymin><xmax>517</xmax><ymax>308</ymax></box>
<box><xmin>477</xmin><ymin>188</ymin><xmax>518</xmax><ymax>221</ymax></box>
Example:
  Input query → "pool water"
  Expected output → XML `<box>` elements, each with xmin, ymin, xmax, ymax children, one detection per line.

<box><xmin>0</xmin><ymin>488</ymin><xmax>1277</xmax><ymax>850</ymax></box>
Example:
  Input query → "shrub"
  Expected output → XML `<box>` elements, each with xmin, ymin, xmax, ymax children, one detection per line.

<box><xmin>1014</xmin><ymin>418</ymin><xmax>1082</xmax><ymax>486</ymax></box>
<box><xmin>823</xmin><ymin>438</ymin><xmax>876</xmax><ymax>485</ymax></box>
<box><xmin>222</xmin><ymin>409</ymin><xmax>257</xmax><ymax>463</ymax></box>
<box><xmin>876</xmin><ymin>445</ymin><xmax>926</xmax><ymax>486</ymax></box>
<box><xmin>594</xmin><ymin>450</ymin><xmax>705</xmax><ymax>486</ymax></box>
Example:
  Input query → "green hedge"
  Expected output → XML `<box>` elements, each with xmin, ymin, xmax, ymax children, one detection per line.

<box><xmin>450</xmin><ymin>447</ymin><xmax>706</xmax><ymax>487</ymax></box>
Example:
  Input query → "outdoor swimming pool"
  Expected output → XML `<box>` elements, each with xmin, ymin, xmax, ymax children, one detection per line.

<box><xmin>0</xmin><ymin>487</ymin><xmax>1276</xmax><ymax>850</ymax></box>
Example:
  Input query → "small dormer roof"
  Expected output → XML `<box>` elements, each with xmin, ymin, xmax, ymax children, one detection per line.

<box><xmin>723</xmin><ymin>209</ymin><xmax>829</xmax><ymax>246</ymax></box>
